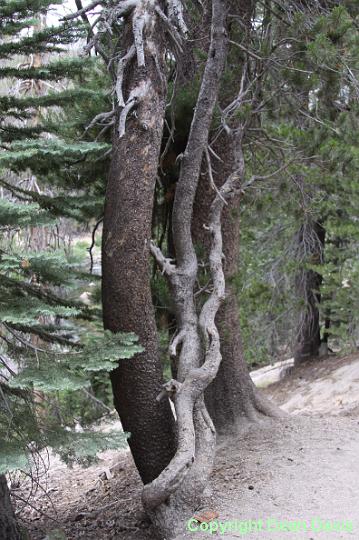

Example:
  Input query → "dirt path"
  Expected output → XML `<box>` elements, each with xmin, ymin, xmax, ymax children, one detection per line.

<box><xmin>18</xmin><ymin>354</ymin><xmax>359</xmax><ymax>540</ymax></box>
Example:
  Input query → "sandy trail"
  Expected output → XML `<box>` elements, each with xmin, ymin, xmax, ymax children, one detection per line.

<box><xmin>18</xmin><ymin>354</ymin><xmax>359</xmax><ymax>540</ymax></box>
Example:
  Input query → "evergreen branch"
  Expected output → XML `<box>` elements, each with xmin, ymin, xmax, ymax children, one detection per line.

<box><xmin>0</xmin><ymin>58</ymin><xmax>90</xmax><ymax>81</ymax></box>
<box><xmin>0</xmin><ymin>89</ymin><xmax>105</xmax><ymax>112</ymax></box>
<box><xmin>0</xmin><ymin>275</ymin><xmax>97</xmax><ymax>321</ymax></box>
<box><xmin>5</xmin><ymin>323</ymin><xmax>80</xmax><ymax>348</ymax></box>
<box><xmin>3</xmin><ymin>323</ymin><xmax>54</xmax><ymax>354</ymax></box>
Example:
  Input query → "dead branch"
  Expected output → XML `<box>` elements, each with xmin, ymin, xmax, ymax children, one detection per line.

<box><xmin>61</xmin><ymin>0</ymin><xmax>102</xmax><ymax>21</ymax></box>
<box><xmin>115</xmin><ymin>45</ymin><xmax>136</xmax><ymax>107</ymax></box>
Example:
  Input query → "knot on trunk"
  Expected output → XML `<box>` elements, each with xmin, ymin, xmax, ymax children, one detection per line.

<box><xmin>156</xmin><ymin>379</ymin><xmax>182</xmax><ymax>402</ymax></box>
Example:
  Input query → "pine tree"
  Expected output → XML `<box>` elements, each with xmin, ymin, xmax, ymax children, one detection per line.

<box><xmin>232</xmin><ymin>2</ymin><xmax>359</xmax><ymax>366</ymax></box>
<box><xmin>0</xmin><ymin>2</ymin><xmax>142</xmax><ymax>533</ymax></box>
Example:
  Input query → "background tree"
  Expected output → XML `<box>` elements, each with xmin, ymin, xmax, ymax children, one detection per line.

<box><xmin>0</xmin><ymin>1</ymin><xmax>141</xmax><ymax>532</ymax></box>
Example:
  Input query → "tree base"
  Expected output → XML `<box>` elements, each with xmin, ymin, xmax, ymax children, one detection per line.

<box><xmin>0</xmin><ymin>475</ymin><xmax>22</xmax><ymax>540</ymax></box>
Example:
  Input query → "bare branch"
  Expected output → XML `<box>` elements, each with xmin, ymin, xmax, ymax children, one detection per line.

<box><xmin>88</xmin><ymin>217</ymin><xmax>103</xmax><ymax>273</ymax></box>
<box><xmin>133</xmin><ymin>6</ymin><xmax>146</xmax><ymax>67</ymax></box>
<box><xmin>115</xmin><ymin>45</ymin><xmax>136</xmax><ymax>107</ymax></box>
<box><xmin>242</xmin><ymin>158</ymin><xmax>295</xmax><ymax>190</ymax></box>
<box><xmin>61</xmin><ymin>0</ymin><xmax>102</xmax><ymax>21</ymax></box>
<box><xmin>85</xmin><ymin>110</ymin><xmax>115</xmax><ymax>132</ymax></box>
<box><xmin>166</xmin><ymin>0</ymin><xmax>188</xmax><ymax>35</ymax></box>
<box><xmin>169</xmin><ymin>330</ymin><xmax>186</xmax><ymax>357</ymax></box>
<box><xmin>149</xmin><ymin>241</ymin><xmax>176</xmax><ymax>276</ymax></box>
<box><xmin>118</xmin><ymin>80</ymin><xmax>150</xmax><ymax>137</ymax></box>
<box><xmin>143</xmin><ymin>0</ymin><xmax>228</xmax><ymax>514</ymax></box>
<box><xmin>204</xmin><ymin>147</ymin><xmax>227</xmax><ymax>205</ymax></box>
<box><xmin>155</xmin><ymin>6</ymin><xmax>183</xmax><ymax>53</ymax></box>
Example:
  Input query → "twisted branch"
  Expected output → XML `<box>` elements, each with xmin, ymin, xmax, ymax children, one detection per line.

<box><xmin>143</xmin><ymin>0</ymin><xmax>228</xmax><ymax>512</ymax></box>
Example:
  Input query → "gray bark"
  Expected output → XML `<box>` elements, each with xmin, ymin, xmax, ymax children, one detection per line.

<box><xmin>144</xmin><ymin>1</ymin><xmax>231</xmax><ymax>536</ymax></box>
<box><xmin>193</xmin><ymin>134</ymin><xmax>281</xmax><ymax>434</ymax></box>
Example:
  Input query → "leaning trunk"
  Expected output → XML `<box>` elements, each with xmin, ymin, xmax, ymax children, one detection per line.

<box><xmin>0</xmin><ymin>475</ymin><xmax>21</xmax><ymax>540</ymax></box>
<box><xmin>102</xmin><ymin>16</ymin><xmax>175</xmax><ymax>484</ymax></box>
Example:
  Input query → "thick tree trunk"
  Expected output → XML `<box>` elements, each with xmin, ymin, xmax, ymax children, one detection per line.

<box><xmin>294</xmin><ymin>221</ymin><xmax>325</xmax><ymax>365</ymax></box>
<box><xmin>193</xmin><ymin>139</ymin><xmax>280</xmax><ymax>434</ymax></box>
<box><xmin>102</xmin><ymin>17</ymin><xmax>175</xmax><ymax>484</ymax></box>
<box><xmin>210</xmin><ymin>221</ymin><xmax>280</xmax><ymax>428</ymax></box>
<box><xmin>0</xmin><ymin>475</ymin><xmax>21</xmax><ymax>540</ymax></box>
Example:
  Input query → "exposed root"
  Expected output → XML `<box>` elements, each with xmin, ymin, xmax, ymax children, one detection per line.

<box><xmin>253</xmin><ymin>388</ymin><xmax>287</xmax><ymax>419</ymax></box>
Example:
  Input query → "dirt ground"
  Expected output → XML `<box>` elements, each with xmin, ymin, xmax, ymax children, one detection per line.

<box><xmin>17</xmin><ymin>354</ymin><xmax>359</xmax><ymax>540</ymax></box>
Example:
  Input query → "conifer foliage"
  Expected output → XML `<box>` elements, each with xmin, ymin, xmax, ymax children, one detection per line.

<box><xmin>0</xmin><ymin>0</ymin><xmax>141</xmax><ymax>484</ymax></box>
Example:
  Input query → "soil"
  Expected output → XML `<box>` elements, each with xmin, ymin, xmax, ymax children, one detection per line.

<box><xmin>16</xmin><ymin>354</ymin><xmax>359</xmax><ymax>540</ymax></box>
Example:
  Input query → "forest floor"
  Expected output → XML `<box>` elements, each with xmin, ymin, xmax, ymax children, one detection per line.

<box><xmin>17</xmin><ymin>353</ymin><xmax>359</xmax><ymax>540</ymax></box>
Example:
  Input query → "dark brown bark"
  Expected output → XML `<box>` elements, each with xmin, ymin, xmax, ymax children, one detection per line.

<box><xmin>294</xmin><ymin>221</ymin><xmax>326</xmax><ymax>365</ymax></box>
<box><xmin>193</xmin><ymin>138</ymin><xmax>280</xmax><ymax>434</ymax></box>
<box><xmin>102</xmin><ymin>18</ymin><xmax>175</xmax><ymax>485</ymax></box>
<box><xmin>0</xmin><ymin>475</ymin><xmax>21</xmax><ymax>540</ymax></box>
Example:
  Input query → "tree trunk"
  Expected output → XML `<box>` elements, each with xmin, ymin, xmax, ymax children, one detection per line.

<box><xmin>193</xmin><ymin>138</ymin><xmax>281</xmax><ymax>434</ymax></box>
<box><xmin>142</xmin><ymin>2</ymin><xmax>230</xmax><ymax>535</ymax></box>
<box><xmin>102</xmin><ymin>14</ymin><xmax>176</xmax><ymax>484</ymax></box>
<box><xmin>0</xmin><ymin>475</ymin><xmax>21</xmax><ymax>540</ymax></box>
<box><xmin>294</xmin><ymin>221</ymin><xmax>325</xmax><ymax>365</ymax></box>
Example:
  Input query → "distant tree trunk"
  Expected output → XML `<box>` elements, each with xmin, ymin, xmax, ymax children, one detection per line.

<box><xmin>102</xmin><ymin>17</ymin><xmax>175</xmax><ymax>484</ymax></box>
<box><xmin>294</xmin><ymin>220</ymin><xmax>326</xmax><ymax>364</ymax></box>
<box><xmin>193</xmin><ymin>138</ymin><xmax>281</xmax><ymax>434</ymax></box>
<box><xmin>0</xmin><ymin>475</ymin><xmax>21</xmax><ymax>540</ymax></box>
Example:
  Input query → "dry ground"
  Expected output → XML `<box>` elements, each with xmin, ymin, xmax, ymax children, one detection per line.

<box><xmin>17</xmin><ymin>354</ymin><xmax>359</xmax><ymax>540</ymax></box>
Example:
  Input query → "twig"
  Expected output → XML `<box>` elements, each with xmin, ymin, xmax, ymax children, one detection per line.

<box><xmin>12</xmin><ymin>493</ymin><xmax>59</xmax><ymax>523</ymax></box>
<box><xmin>88</xmin><ymin>217</ymin><xmax>103</xmax><ymax>273</ymax></box>
<box><xmin>242</xmin><ymin>158</ymin><xmax>296</xmax><ymax>190</ymax></box>
<box><xmin>61</xmin><ymin>0</ymin><xmax>101</xmax><ymax>21</ymax></box>
<box><xmin>204</xmin><ymin>147</ymin><xmax>227</xmax><ymax>205</ymax></box>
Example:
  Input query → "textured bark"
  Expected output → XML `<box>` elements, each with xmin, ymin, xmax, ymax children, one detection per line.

<box><xmin>0</xmin><ymin>475</ymin><xmax>21</xmax><ymax>540</ymax></box>
<box><xmin>142</xmin><ymin>2</ymin><xmax>230</xmax><ymax>536</ymax></box>
<box><xmin>294</xmin><ymin>221</ymin><xmax>326</xmax><ymax>365</ymax></box>
<box><xmin>193</xmin><ymin>137</ymin><xmax>281</xmax><ymax>434</ymax></box>
<box><xmin>102</xmin><ymin>13</ymin><xmax>176</xmax><ymax>484</ymax></box>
